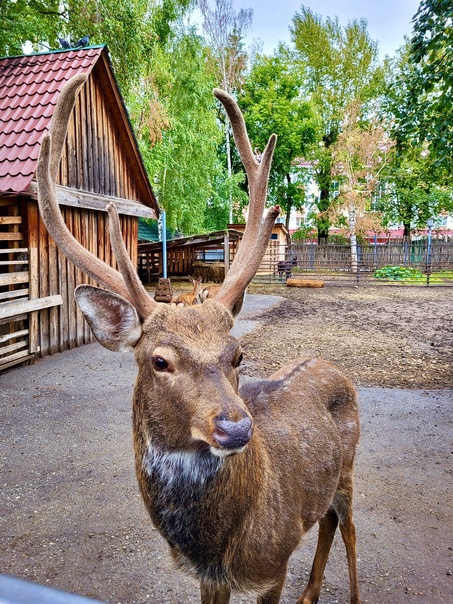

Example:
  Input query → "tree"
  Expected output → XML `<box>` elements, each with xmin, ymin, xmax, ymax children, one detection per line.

<box><xmin>198</xmin><ymin>0</ymin><xmax>252</xmax><ymax>222</ymax></box>
<box><xmin>384</xmin><ymin>41</ymin><xmax>453</xmax><ymax>237</ymax></box>
<box><xmin>330</xmin><ymin>101</ymin><xmax>392</xmax><ymax>270</ymax></box>
<box><xmin>0</xmin><ymin>0</ymin><xmax>193</xmax><ymax>101</ymax></box>
<box><xmin>290</xmin><ymin>6</ymin><xmax>384</xmax><ymax>242</ymax></box>
<box><xmin>404</xmin><ymin>0</ymin><xmax>453</xmax><ymax>172</ymax></box>
<box><xmin>139</xmin><ymin>30</ymin><xmax>224</xmax><ymax>234</ymax></box>
<box><xmin>240</xmin><ymin>46</ymin><xmax>316</xmax><ymax>232</ymax></box>
<box><xmin>0</xmin><ymin>0</ymin><xmax>63</xmax><ymax>56</ymax></box>
<box><xmin>380</xmin><ymin>146</ymin><xmax>453</xmax><ymax>238</ymax></box>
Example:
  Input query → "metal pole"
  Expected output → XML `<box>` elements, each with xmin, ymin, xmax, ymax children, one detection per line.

<box><xmin>223</xmin><ymin>232</ymin><xmax>230</xmax><ymax>273</ymax></box>
<box><xmin>161</xmin><ymin>210</ymin><xmax>167</xmax><ymax>279</ymax></box>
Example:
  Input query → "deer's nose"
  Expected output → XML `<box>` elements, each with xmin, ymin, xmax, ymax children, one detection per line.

<box><xmin>213</xmin><ymin>415</ymin><xmax>253</xmax><ymax>450</ymax></box>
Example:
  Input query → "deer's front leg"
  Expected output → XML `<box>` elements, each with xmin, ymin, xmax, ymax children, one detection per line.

<box><xmin>200</xmin><ymin>582</ymin><xmax>231</xmax><ymax>604</ymax></box>
<box><xmin>257</xmin><ymin>568</ymin><xmax>287</xmax><ymax>604</ymax></box>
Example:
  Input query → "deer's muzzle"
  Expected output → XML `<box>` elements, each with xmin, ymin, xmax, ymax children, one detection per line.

<box><xmin>213</xmin><ymin>415</ymin><xmax>253</xmax><ymax>450</ymax></box>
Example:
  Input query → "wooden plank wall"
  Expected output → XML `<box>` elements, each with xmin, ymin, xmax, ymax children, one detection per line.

<box><xmin>57</xmin><ymin>74</ymin><xmax>143</xmax><ymax>203</ymax></box>
<box><xmin>0</xmin><ymin>197</ymin><xmax>32</xmax><ymax>369</ymax></box>
<box><xmin>30</xmin><ymin>201</ymin><xmax>137</xmax><ymax>358</ymax></box>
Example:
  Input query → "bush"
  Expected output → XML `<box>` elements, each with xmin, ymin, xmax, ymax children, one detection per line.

<box><xmin>373</xmin><ymin>266</ymin><xmax>424</xmax><ymax>281</ymax></box>
<box><xmin>291</xmin><ymin>226</ymin><xmax>317</xmax><ymax>241</ymax></box>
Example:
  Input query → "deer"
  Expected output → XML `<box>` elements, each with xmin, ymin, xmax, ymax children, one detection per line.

<box><xmin>171</xmin><ymin>275</ymin><xmax>203</xmax><ymax>307</ymax></box>
<box><xmin>37</xmin><ymin>74</ymin><xmax>361</xmax><ymax>604</ymax></box>
<box><xmin>197</xmin><ymin>283</ymin><xmax>221</xmax><ymax>304</ymax></box>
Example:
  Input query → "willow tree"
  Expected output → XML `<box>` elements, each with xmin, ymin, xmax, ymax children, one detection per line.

<box><xmin>139</xmin><ymin>30</ymin><xmax>224</xmax><ymax>234</ymax></box>
<box><xmin>290</xmin><ymin>6</ymin><xmax>384</xmax><ymax>242</ymax></box>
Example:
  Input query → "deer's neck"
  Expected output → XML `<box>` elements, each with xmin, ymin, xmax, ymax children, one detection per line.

<box><xmin>140</xmin><ymin>442</ymin><xmax>251</xmax><ymax>583</ymax></box>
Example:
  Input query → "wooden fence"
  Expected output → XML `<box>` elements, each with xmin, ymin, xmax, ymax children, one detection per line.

<box><xmin>251</xmin><ymin>240</ymin><xmax>453</xmax><ymax>286</ymax></box>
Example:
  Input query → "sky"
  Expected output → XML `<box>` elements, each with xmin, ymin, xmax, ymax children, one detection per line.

<box><xmin>191</xmin><ymin>0</ymin><xmax>422</xmax><ymax>60</ymax></box>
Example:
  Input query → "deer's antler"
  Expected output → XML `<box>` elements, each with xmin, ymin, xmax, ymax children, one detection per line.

<box><xmin>213</xmin><ymin>89</ymin><xmax>278</xmax><ymax>313</ymax></box>
<box><xmin>36</xmin><ymin>74</ymin><xmax>156</xmax><ymax>319</ymax></box>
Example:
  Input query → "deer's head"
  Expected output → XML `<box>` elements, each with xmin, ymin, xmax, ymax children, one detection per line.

<box><xmin>37</xmin><ymin>74</ymin><xmax>277</xmax><ymax>456</ymax></box>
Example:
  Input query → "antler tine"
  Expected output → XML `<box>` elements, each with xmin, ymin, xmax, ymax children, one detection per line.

<box><xmin>106</xmin><ymin>203</ymin><xmax>157</xmax><ymax>317</ymax></box>
<box><xmin>217</xmin><ymin>206</ymin><xmax>280</xmax><ymax>312</ymax></box>
<box><xmin>213</xmin><ymin>88</ymin><xmax>279</xmax><ymax>313</ymax></box>
<box><xmin>213</xmin><ymin>88</ymin><xmax>277</xmax><ymax>272</ymax></box>
<box><xmin>37</xmin><ymin>74</ymin><xmax>156</xmax><ymax>320</ymax></box>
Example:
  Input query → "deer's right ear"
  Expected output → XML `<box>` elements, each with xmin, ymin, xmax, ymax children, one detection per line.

<box><xmin>75</xmin><ymin>285</ymin><xmax>142</xmax><ymax>352</ymax></box>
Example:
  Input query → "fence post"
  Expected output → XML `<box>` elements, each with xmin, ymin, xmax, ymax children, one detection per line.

<box><xmin>426</xmin><ymin>218</ymin><xmax>433</xmax><ymax>286</ymax></box>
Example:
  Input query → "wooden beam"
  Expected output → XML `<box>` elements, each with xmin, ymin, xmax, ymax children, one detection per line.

<box><xmin>0</xmin><ymin>233</ymin><xmax>23</xmax><ymax>241</ymax></box>
<box><xmin>0</xmin><ymin>271</ymin><xmax>29</xmax><ymax>286</ymax></box>
<box><xmin>0</xmin><ymin>350</ymin><xmax>35</xmax><ymax>368</ymax></box>
<box><xmin>0</xmin><ymin>216</ymin><xmax>22</xmax><ymax>224</ymax></box>
<box><xmin>0</xmin><ymin>260</ymin><xmax>28</xmax><ymax>266</ymax></box>
<box><xmin>27</xmin><ymin>182</ymin><xmax>157</xmax><ymax>219</ymax></box>
<box><xmin>0</xmin><ymin>248</ymin><xmax>28</xmax><ymax>255</ymax></box>
<box><xmin>0</xmin><ymin>329</ymin><xmax>29</xmax><ymax>344</ymax></box>
<box><xmin>0</xmin><ymin>340</ymin><xmax>28</xmax><ymax>356</ymax></box>
<box><xmin>0</xmin><ymin>295</ymin><xmax>63</xmax><ymax>320</ymax></box>
<box><xmin>0</xmin><ymin>288</ymin><xmax>29</xmax><ymax>301</ymax></box>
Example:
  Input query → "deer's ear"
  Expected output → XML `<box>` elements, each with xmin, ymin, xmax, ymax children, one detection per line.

<box><xmin>75</xmin><ymin>285</ymin><xmax>142</xmax><ymax>351</ymax></box>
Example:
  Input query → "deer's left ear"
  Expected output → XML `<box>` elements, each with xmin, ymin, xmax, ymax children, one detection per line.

<box><xmin>75</xmin><ymin>285</ymin><xmax>142</xmax><ymax>351</ymax></box>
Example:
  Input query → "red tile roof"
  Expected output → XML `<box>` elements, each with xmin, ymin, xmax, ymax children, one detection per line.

<box><xmin>0</xmin><ymin>47</ymin><xmax>104</xmax><ymax>193</ymax></box>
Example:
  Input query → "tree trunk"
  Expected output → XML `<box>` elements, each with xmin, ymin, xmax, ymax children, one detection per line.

<box><xmin>349</xmin><ymin>205</ymin><xmax>358</xmax><ymax>274</ymax></box>
<box><xmin>317</xmin><ymin>187</ymin><xmax>330</xmax><ymax>244</ymax></box>
<box><xmin>403</xmin><ymin>222</ymin><xmax>411</xmax><ymax>241</ymax></box>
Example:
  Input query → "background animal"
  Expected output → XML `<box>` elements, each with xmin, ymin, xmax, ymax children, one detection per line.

<box><xmin>171</xmin><ymin>275</ymin><xmax>202</xmax><ymax>306</ymax></box>
<box><xmin>36</xmin><ymin>74</ymin><xmax>361</xmax><ymax>604</ymax></box>
<box><xmin>197</xmin><ymin>283</ymin><xmax>221</xmax><ymax>303</ymax></box>
<box><xmin>277</xmin><ymin>257</ymin><xmax>298</xmax><ymax>280</ymax></box>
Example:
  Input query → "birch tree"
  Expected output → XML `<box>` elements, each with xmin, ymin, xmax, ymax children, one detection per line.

<box><xmin>198</xmin><ymin>0</ymin><xmax>252</xmax><ymax>222</ymax></box>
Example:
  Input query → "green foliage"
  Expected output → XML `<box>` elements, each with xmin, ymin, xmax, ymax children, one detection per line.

<box><xmin>240</xmin><ymin>46</ymin><xmax>316</xmax><ymax>228</ymax></box>
<box><xmin>291</xmin><ymin>225</ymin><xmax>317</xmax><ymax>241</ymax></box>
<box><xmin>0</xmin><ymin>0</ymin><xmax>62</xmax><ymax>56</ymax></box>
<box><xmin>380</xmin><ymin>143</ymin><xmax>453</xmax><ymax>236</ymax></box>
<box><xmin>374</xmin><ymin>266</ymin><xmax>423</xmax><ymax>281</ymax></box>
<box><xmin>140</xmin><ymin>31</ymin><xmax>224</xmax><ymax>234</ymax></box>
<box><xmin>0</xmin><ymin>1</ymin><xmax>193</xmax><ymax>98</ymax></box>
<box><xmin>402</xmin><ymin>0</ymin><xmax>453</xmax><ymax>172</ymax></box>
<box><xmin>290</xmin><ymin>6</ymin><xmax>384</xmax><ymax>240</ymax></box>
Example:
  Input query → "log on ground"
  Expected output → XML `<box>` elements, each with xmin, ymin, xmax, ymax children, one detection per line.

<box><xmin>286</xmin><ymin>278</ymin><xmax>324</xmax><ymax>288</ymax></box>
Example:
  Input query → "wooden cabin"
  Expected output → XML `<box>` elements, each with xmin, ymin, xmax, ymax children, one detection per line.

<box><xmin>0</xmin><ymin>46</ymin><xmax>158</xmax><ymax>371</ymax></box>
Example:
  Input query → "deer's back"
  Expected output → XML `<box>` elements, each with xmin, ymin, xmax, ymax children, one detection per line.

<box><xmin>240</xmin><ymin>356</ymin><xmax>360</xmax><ymax>523</ymax></box>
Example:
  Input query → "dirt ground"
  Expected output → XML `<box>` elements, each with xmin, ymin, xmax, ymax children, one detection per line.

<box><xmin>243</xmin><ymin>283</ymin><xmax>453</xmax><ymax>390</ymax></box>
<box><xmin>1</xmin><ymin>284</ymin><xmax>452</xmax><ymax>604</ymax></box>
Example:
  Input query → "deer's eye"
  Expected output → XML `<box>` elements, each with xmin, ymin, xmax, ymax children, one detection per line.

<box><xmin>234</xmin><ymin>352</ymin><xmax>243</xmax><ymax>368</ymax></box>
<box><xmin>152</xmin><ymin>356</ymin><xmax>169</xmax><ymax>372</ymax></box>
